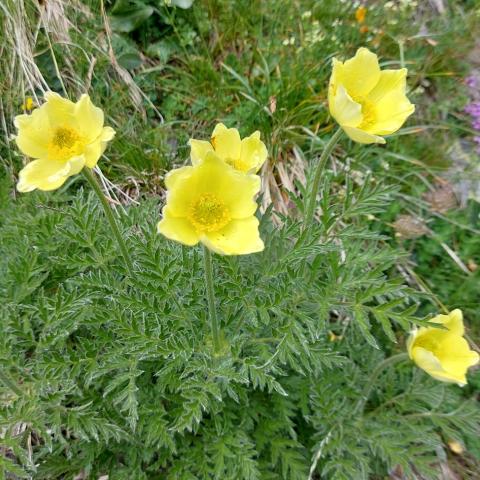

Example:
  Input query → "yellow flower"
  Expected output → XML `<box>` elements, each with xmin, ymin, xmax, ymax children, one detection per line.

<box><xmin>328</xmin><ymin>47</ymin><xmax>415</xmax><ymax>144</ymax></box>
<box><xmin>448</xmin><ymin>440</ymin><xmax>464</xmax><ymax>455</ymax></box>
<box><xmin>328</xmin><ymin>331</ymin><xmax>343</xmax><ymax>342</ymax></box>
<box><xmin>407</xmin><ymin>309</ymin><xmax>479</xmax><ymax>386</ymax></box>
<box><xmin>189</xmin><ymin>123</ymin><xmax>268</xmax><ymax>173</ymax></box>
<box><xmin>15</xmin><ymin>92</ymin><xmax>115</xmax><ymax>192</ymax></box>
<box><xmin>355</xmin><ymin>6</ymin><xmax>367</xmax><ymax>24</ymax></box>
<box><xmin>158</xmin><ymin>152</ymin><xmax>264</xmax><ymax>255</ymax></box>
<box><xmin>22</xmin><ymin>96</ymin><xmax>35</xmax><ymax>112</ymax></box>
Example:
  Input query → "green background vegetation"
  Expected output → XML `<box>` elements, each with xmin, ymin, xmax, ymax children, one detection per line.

<box><xmin>1</xmin><ymin>0</ymin><xmax>479</xmax><ymax>478</ymax></box>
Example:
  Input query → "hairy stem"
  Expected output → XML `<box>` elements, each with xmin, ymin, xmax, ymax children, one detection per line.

<box><xmin>82</xmin><ymin>168</ymin><xmax>134</xmax><ymax>275</ymax></box>
<box><xmin>203</xmin><ymin>246</ymin><xmax>221</xmax><ymax>353</ymax></box>
<box><xmin>354</xmin><ymin>352</ymin><xmax>410</xmax><ymax>414</ymax></box>
<box><xmin>304</xmin><ymin>127</ymin><xmax>343</xmax><ymax>229</ymax></box>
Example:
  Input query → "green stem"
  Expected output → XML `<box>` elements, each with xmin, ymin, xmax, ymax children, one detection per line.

<box><xmin>354</xmin><ymin>352</ymin><xmax>409</xmax><ymax>414</ymax></box>
<box><xmin>82</xmin><ymin>168</ymin><xmax>134</xmax><ymax>275</ymax></box>
<box><xmin>203</xmin><ymin>246</ymin><xmax>221</xmax><ymax>353</ymax></box>
<box><xmin>0</xmin><ymin>369</ymin><xmax>23</xmax><ymax>397</ymax></box>
<box><xmin>304</xmin><ymin>127</ymin><xmax>343</xmax><ymax>229</ymax></box>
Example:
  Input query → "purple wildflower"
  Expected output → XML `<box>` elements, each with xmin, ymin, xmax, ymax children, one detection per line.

<box><xmin>464</xmin><ymin>102</ymin><xmax>480</xmax><ymax>115</ymax></box>
<box><xmin>465</xmin><ymin>75</ymin><xmax>477</xmax><ymax>89</ymax></box>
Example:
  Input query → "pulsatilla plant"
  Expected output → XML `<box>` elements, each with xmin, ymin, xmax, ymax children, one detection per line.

<box><xmin>0</xmin><ymin>47</ymin><xmax>478</xmax><ymax>480</ymax></box>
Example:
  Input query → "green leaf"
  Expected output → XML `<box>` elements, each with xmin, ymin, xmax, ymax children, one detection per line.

<box><xmin>117</xmin><ymin>52</ymin><xmax>143</xmax><ymax>69</ymax></box>
<box><xmin>110</xmin><ymin>0</ymin><xmax>154</xmax><ymax>32</ymax></box>
<box><xmin>354</xmin><ymin>306</ymin><xmax>379</xmax><ymax>349</ymax></box>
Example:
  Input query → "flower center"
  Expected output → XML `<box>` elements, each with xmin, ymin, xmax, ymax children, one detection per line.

<box><xmin>227</xmin><ymin>158</ymin><xmax>250</xmax><ymax>173</ymax></box>
<box><xmin>416</xmin><ymin>336</ymin><xmax>440</xmax><ymax>353</ymax></box>
<box><xmin>415</xmin><ymin>331</ymin><xmax>451</xmax><ymax>360</ymax></box>
<box><xmin>188</xmin><ymin>193</ymin><xmax>231</xmax><ymax>232</ymax></box>
<box><xmin>358</xmin><ymin>100</ymin><xmax>377</xmax><ymax>130</ymax></box>
<box><xmin>48</xmin><ymin>126</ymin><xmax>83</xmax><ymax>160</ymax></box>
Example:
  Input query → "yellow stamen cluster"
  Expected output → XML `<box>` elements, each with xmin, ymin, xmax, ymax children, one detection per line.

<box><xmin>231</xmin><ymin>158</ymin><xmax>251</xmax><ymax>173</ymax></box>
<box><xmin>48</xmin><ymin>126</ymin><xmax>84</xmax><ymax>160</ymax></box>
<box><xmin>358</xmin><ymin>100</ymin><xmax>376</xmax><ymax>129</ymax></box>
<box><xmin>188</xmin><ymin>193</ymin><xmax>231</xmax><ymax>232</ymax></box>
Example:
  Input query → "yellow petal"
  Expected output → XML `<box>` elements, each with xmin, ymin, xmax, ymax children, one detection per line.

<box><xmin>342</xmin><ymin>126</ymin><xmax>386</xmax><ymax>144</ymax></box>
<box><xmin>165</xmin><ymin>165</ymin><xmax>194</xmax><ymax>190</ymax></box>
<box><xmin>211</xmin><ymin>123</ymin><xmax>228</xmax><ymax>137</ymax></box>
<box><xmin>193</xmin><ymin>153</ymin><xmax>260</xmax><ymax>218</ymax></box>
<box><xmin>17</xmin><ymin>156</ymin><xmax>85</xmax><ymax>192</ymax></box>
<box><xmin>329</xmin><ymin>85</ymin><xmax>363</xmax><ymax>128</ymax></box>
<box><xmin>66</xmin><ymin>156</ymin><xmax>86</xmax><ymax>176</ymax></box>
<box><xmin>211</xmin><ymin>123</ymin><xmax>241</xmax><ymax>161</ymax></box>
<box><xmin>43</xmin><ymin>91</ymin><xmax>76</xmax><ymax>128</ymax></box>
<box><xmin>366</xmin><ymin>69</ymin><xmax>408</xmax><ymax>104</ymax></box>
<box><xmin>406</xmin><ymin>329</ymin><xmax>418</xmax><ymax>359</ymax></box>
<box><xmin>73</xmin><ymin>94</ymin><xmax>105</xmax><ymax>142</ymax></box>
<box><xmin>408</xmin><ymin>309</ymin><xmax>478</xmax><ymax>386</ymax></box>
<box><xmin>84</xmin><ymin>140</ymin><xmax>103</xmax><ymax>168</ymax></box>
<box><xmin>337</xmin><ymin>48</ymin><xmax>381</xmax><ymax>99</ymax></box>
<box><xmin>366</xmin><ymin>69</ymin><xmax>415</xmax><ymax>135</ymax></box>
<box><xmin>189</xmin><ymin>139</ymin><xmax>213</xmax><ymax>165</ymax></box>
<box><xmin>223</xmin><ymin>172</ymin><xmax>260</xmax><ymax>218</ymax></box>
<box><xmin>157</xmin><ymin>209</ymin><xmax>200</xmax><ymax>246</ymax></box>
<box><xmin>166</xmin><ymin>154</ymin><xmax>260</xmax><ymax>218</ymax></box>
<box><xmin>412</xmin><ymin>346</ymin><xmax>467</xmax><ymax>385</ymax></box>
<box><xmin>238</xmin><ymin>131</ymin><xmax>268</xmax><ymax>173</ymax></box>
<box><xmin>202</xmin><ymin>216</ymin><xmax>264</xmax><ymax>255</ymax></box>
<box><xmin>328</xmin><ymin>58</ymin><xmax>341</xmax><ymax>108</ymax></box>
<box><xmin>14</xmin><ymin>109</ymin><xmax>51</xmax><ymax>158</ymax></box>
<box><xmin>83</xmin><ymin>127</ymin><xmax>115</xmax><ymax>168</ymax></box>
<box><xmin>100</xmin><ymin>126</ymin><xmax>116</xmax><ymax>142</ymax></box>
<box><xmin>436</xmin><ymin>335</ymin><xmax>479</xmax><ymax>373</ymax></box>
<box><xmin>431</xmin><ymin>309</ymin><xmax>464</xmax><ymax>336</ymax></box>
<box><xmin>163</xmin><ymin>165</ymin><xmax>197</xmax><ymax>216</ymax></box>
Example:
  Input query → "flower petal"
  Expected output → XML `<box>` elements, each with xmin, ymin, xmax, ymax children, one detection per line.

<box><xmin>157</xmin><ymin>209</ymin><xmax>200</xmax><ymax>246</ymax></box>
<box><xmin>74</xmin><ymin>94</ymin><xmax>105</xmax><ymax>142</ymax></box>
<box><xmin>329</xmin><ymin>85</ymin><xmax>362</xmax><ymax>128</ymax></box>
<box><xmin>165</xmin><ymin>165</ymin><xmax>194</xmax><ymax>190</ymax></box>
<box><xmin>337</xmin><ymin>48</ymin><xmax>381</xmax><ymax>99</ymax></box>
<box><xmin>66</xmin><ymin>156</ymin><xmax>87</xmax><ymax>176</ymax></box>
<box><xmin>366</xmin><ymin>69</ymin><xmax>415</xmax><ymax>135</ymax></box>
<box><xmin>14</xmin><ymin>109</ymin><xmax>51</xmax><ymax>158</ymax></box>
<box><xmin>100</xmin><ymin>126</ymin><xmax>116</xmax><ymax>142</ymax></box>
<box><xmin>406</xmin><ymin>329</ymin><xmax>418</xmax><ymax>359</ymax></box>
<box><xmin>84</xmin><ymin>141</ymin><xmax>103</xmax><ymax>168</ymax></box>
<box><xmin>342</xmin><ymin>126</ymin><xmax>386</xmax><ymax>144</ymax></box>
<box><xmin>431</xmin><ymin>309</ymin><xmax>464</xmax><ymax>336</ymax></box>
<box><xmin>436</xmin><ymin>335</ymin><xmax>479</xmax><ymax>371</ymax></box>
<box><xmin>43</xmin><ymin>91</ymin><xmax>76</xmax><ymax>128</ymax></box>
<box><xmin>412</xmin><ymin>347</ymin><xmax>467</xmax><ymax>385</ymax></box>
<box><xmin>211</xmin><ymin>123</ymin><xmax>241</xmax><ymax>161</ymax></box>
<box><xmin>202</xmin><ymin>216</ymin><xmax>264</xmax><ymax>255</ymax></box>
<box><xmin>83</xmin><ymin>127</ymin><xmax>115</xmax><ymax>168</ymax></box>
<box><xmin>189</xmin><ymin>139</ymin><xmax>214</xmax><ymax>165</ymax></box>
<box><xmin>165</xmin><ymin>154</ymin><xmax>261</xmax><ymax>218</ymax></box>
<box><xmin>17</xmin><ymin>156</ymin><xmax>85</xmax><ymax>192</ymax></box>
<box><xmin>163</xmin><ymin>165</ymin><xmax>197</xmax><ymax>216</ymax></box>
<box><xmin>238</xmin><ymin>131</ymin><xmax>268</xmax><ymax>173</ymax></box>
<box><xmin>411</xmin><ymin>346</ymin><xmax>443</xmax><ymax>374</ymax></box>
